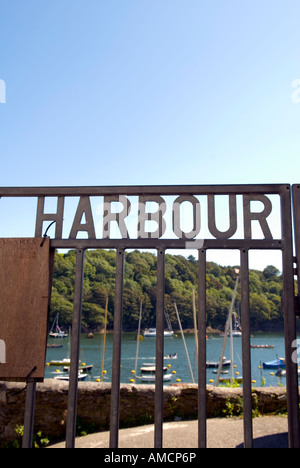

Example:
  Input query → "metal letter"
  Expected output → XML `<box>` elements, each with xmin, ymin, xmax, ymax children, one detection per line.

<box><xmin>208</xmin><ymin>195</ymin><xmax>237</xmax><ymax>239</ymax></box>
<box><xmin>35</xmin><ymin>196</ymin><xmax>65</xmax><ymax>238</ymax></box>
<box><xmin>103</xmin><ymin>196</ymin><xmax>131</xmax><ymax>239</ymax></box>
<box><xmin>138</xmin><ymin>196</ymin><xmax>166</xmax><ymax>239</ymax></box>
<box><xmin>69</xmin><ymin>196</ymin><xmax>96</xmax><ymax>239</ymax></box>
<box><xmin>243</xmin><ymin>194</ymin><xmax>273</xmax><ymax>239</ymax></box>
<box><xmin>173</xmin><ymin>195</ymin><xmax>201</xmax><ymax>239</ymax></box>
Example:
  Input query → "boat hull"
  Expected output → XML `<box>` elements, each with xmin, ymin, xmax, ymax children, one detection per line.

<box><xmin>263</xmin><ymin>359</ymin><xmax>286</xmax><ymax>369</ymax></box>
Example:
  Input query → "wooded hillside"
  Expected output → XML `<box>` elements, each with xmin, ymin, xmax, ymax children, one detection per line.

<box><xmin>50</xmin><ymin>250</ymin><xmax>284</xmax><ymax>332</ymax></box>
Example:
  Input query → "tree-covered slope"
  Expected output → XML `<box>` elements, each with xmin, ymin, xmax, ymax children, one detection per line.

<box><xmin>50</xmin><ymin>250</ymin><xmax>283</xmax><ymax>332</ymax></box>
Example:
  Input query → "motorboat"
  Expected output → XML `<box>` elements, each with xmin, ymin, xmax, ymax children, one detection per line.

<box><xmin>263</xmin><ymin>358</ymin><xmax>286</xmax><ymax>369</ymax></box>
<box><xmin>143</xmin><ymin>328</ymin><xmax>174</xmax><ymax>338</ymax></box>
<box><xmin>54</xmin><ymin>372</ymin><xmax>87</xmax><ymax>382</ymax></box>
<box><xmin>136</xmin><ymin>373</ymin><xmax>172</xmax><ymax>383</ymax></box>
<box><xmin>49</xmin><ymin>358</ymin><xmax>71</xmax><ymax>367</ymax></box>
<box><xmin>137</xmin><ymin>365</ymin><xmax>172</xmax><ymax>383</ymax></box>
<box><xmin>206</xmin><ymin>357</ymin><xmax>231</xmax><ymax>369</ymax></box>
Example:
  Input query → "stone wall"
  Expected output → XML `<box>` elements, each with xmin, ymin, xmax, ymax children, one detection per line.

<box><xmin>0</xmin><ymin>380</ymin><xmax>288</xmax><ymax>447</ymax></box>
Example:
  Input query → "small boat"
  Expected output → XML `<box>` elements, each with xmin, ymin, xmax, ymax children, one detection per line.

<box><xmin>137</xmin><ymin>365</ymin><xmax>172</xmax><ymax>383</ymax></box>
<box><xmin>47</xmin><ymin>343</ymin><xmax>64</xmax><ymax>349</ymax></box>
<box><xmin>55</xmin><ymin>372</ymin><xmax>87</xmax><ymax>382</ymax></box>
<box><xmin>49</xmin><ymin>358</ymin><xmax>71</xmax><ymax>366</ymax></box>
<box><xmin>219</xmin><ymin>376</ymin><xmax>243</xmax><ymax>384</ymax></box>
<box><xmin>143</xmin><ymin>328</ymin><xmax>174</xmax><ymax>338</ymax></box>
<box><xmin>136</xmin><ymin>373</ymin><xmax>172</xmax><ymax>383</ymax></box>
<box><xmin>263</xmin><ymin>358</ymin><xmax>286</xmax><ymax>369</ymax></box>
<box><xmin>206</xmin><ymin>357</ymin><xmax>231</xmax><ymax>369</ymax></box>
<box><xmin>164</xmin><ymin>353</ymin><xmax>178</xmax><ymax>360</ymax></box>
<box><xmin>140</xmin><ymin>366</ymin><xmax>168</xmax><ymax>373</ymax></box>
<box><xmin>49</xmin><ymin>314</ymin><xmax>69</xmax><ymax>338</ymax></box>
<box><xmin>251</xmin><ymin>344</ymin><xmax>274</xmax><ymax>349</ymax></box>
<box><xmin>63</xmin><ymin>364</ymin><xmax>93</xmax><ymax>373</ymax></box>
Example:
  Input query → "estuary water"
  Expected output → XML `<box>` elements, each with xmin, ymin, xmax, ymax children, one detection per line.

<box><xmin>45</xmin><ymin>331</ymin><xmax>295</xmax><ymax>387</ymax></box>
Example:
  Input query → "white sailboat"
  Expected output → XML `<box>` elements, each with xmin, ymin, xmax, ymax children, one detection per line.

<box><xmin>49</xmin><ymin>313</ymin><xmax>69</xmax><ymax>338</ymax></box>
<box><xmin>143</xmin><ymin>309</ymin><xmax>174</xmax><ymax>337</ymax></box>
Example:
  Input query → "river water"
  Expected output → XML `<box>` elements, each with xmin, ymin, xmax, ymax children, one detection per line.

<box><xmin>45</xmin><ymin>331</ymin><xmax>296</xmax><ymax>387</ymax></box>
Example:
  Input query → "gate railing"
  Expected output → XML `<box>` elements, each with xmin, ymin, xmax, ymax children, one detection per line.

<box><xmin>0</xmin><ymin>184</ymin><xmax>299</xmax><ymax>448</ymax></box>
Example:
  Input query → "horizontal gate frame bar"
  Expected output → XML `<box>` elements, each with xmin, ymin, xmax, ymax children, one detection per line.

<box><xmin>0</xmin><ymin>183</ymin><xmax>291</xmax><ymax>197</ymax></box>
<box><xmin>49</xmin><ymin>239</ymin><xmax>284</xmax><ymax>250</ymax></box>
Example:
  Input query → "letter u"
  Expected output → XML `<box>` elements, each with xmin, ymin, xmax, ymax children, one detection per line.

<box><xmin>208</xmin><ymin>195</ymin><xmax>237</xmax><ymax>239</ymax></box>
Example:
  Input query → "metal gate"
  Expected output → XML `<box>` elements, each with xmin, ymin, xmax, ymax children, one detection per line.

<box><xmin>0</xmin><ymin>184</ymin><xmax>299</xmax><ymax>448</ymax></box>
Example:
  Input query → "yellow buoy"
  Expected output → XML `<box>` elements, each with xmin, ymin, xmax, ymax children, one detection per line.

<box><xmin>130</xmin><ymin>379</ymin><xmax>135</xmax><ymax>383</ymax></box>
<box><xmin>167</xmin><ymin>364</ymin><xmax>171</xmax><ymax>368</ymax></box>
<box><xmin>102</xmin><ymin>370</ymin><xmax>107</xmax><ymax>374</ymax></box>
<box><xmin>270</xmin><ymin>372</ymin><xmax>274</xmax><ymax>376</ymax></box>
<box><xmin>176</xmin><ymin>379</ymin><xmax>181</xmax><ymax>382</ymax></box>
<box><xmin>209</xmin><ymin>379</ymin><xmax>214</xmax><ymax>383</ymax></box>
<box><xmin>131</xmin><ymin>370</ymin><xmax>135</xmax><ymax>374</ymax></box>
<box><xmin>96</xmin><ymin>379</ymin><xmax>100</xmax><ymax>382</ymax></box>
<box><xmin>172</xmin><ymin>370</ymin><xmax>176</xmax><ymax>374</ymax></box>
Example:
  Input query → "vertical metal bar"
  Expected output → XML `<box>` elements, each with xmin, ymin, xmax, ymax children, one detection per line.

<box><xmin>198</xmin><ymin>248</ymin><xmax>207</xmax><ymax>449</ymax></box>
<box><xmin>282</xmin><ymin>187</ymin><xmax>300</xmax><ymax>448</ymax></box>
<box><xmin>109</xmin><ymin>249</ymin><xmax>125</xmax><ymax>449</ymax></box>
<box><xmin>22</xmin><ymin>380</ymin><xmax>37</xmax><ymax>448</ymax></box>
<box><xmin>65</xmin><ymin>248</ymin><xmax>85</xmax><ymax>449</ymax></box>
<box><xmin>240</xmin><ymin>248</ymin><xmax>253</xmax><ymax>449</ymax></box>
<box><xmin>154</xmin><ymin>248</ymin><xmax>165</xmax><ymax>449</ymax></box>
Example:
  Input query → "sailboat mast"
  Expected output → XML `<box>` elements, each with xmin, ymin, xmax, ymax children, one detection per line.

<box><xmin>100</xmin><ymin>295</ymin><xmax>109</xmax><ymax>382</ymax></box>
<box><xmin>216</xmin><ymin>270</ymin><xmax>240</xmax><ymax>386</ymax></box>
<box><xmin>174</xmin><ymin>303</ymin><xmax>195</xmax><ymax>384</ymax></box>
<box><xmin>134</xmin><ymin>302</ymin><xmax>143</xmax><ymax>378</ymax></box>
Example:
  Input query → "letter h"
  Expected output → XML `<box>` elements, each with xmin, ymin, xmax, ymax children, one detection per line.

<box><xmin>35</xmin><ymin>196</ymin><xmax>65</xmax><ymax>238</ymax></box>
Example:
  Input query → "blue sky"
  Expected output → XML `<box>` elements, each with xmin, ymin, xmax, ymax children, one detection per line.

<box><xmin>0</xmin><ymin>1</ymin><xmax>300</xmax><ymax>269</ymax></box>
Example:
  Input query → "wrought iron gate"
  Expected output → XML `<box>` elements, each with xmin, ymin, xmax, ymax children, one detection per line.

<box><xmin>0</xmin><ymin>184</ymin><xmax>299</xmax><ymax>448</ymax></box>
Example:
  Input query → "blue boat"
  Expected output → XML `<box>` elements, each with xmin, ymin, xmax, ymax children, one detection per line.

<box><xmin>263</xmin><ymin>358</ymin><xmax>286</xmax><ymax>369</ymax></box>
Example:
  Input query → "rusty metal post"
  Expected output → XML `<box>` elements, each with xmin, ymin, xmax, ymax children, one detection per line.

<box><xmin>154</xmin><ymin>248</ymin><xmax>165</xmax><ymax>449</ymax></box>
<box><xmin>282</xmin><ymin>186</ymin><xmax>300</xmax><ymax>448</ymax></box>
<box><xmin>240</xmin><ymin>248</ymin><xmax>253</xmax><ymax>448</ymax></box>
<box><xmin>65</xmin><ymin>248</ymin><xmax>85</xmax><ymax>449</ymax></box>
<box><xmin>109</xmin><ymin>249</ymin><xmax>125</xmax><ymax>448</ymax></box>
<box><xmin>198</xmin><ymin>248</ymin><xmax>207</xmax><ymax>448</ymax></box>
<box><xmin>22</xmin><ymin>379</ymin><xmax>37</xmax><ymax>448</ymax></box>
